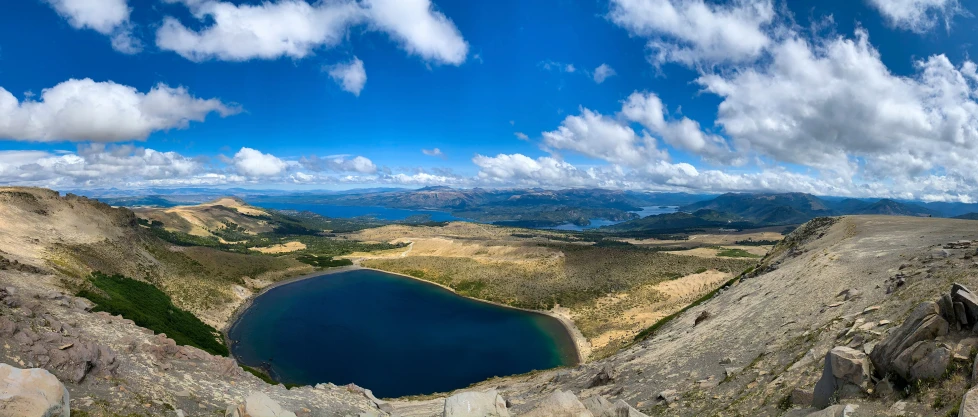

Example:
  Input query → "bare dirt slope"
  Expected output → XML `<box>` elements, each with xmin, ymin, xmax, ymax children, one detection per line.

<box><xmin>0</xmin><ymin>188</ymin><xmax>310</xmax><ymax>328</ymax></box>
<box><xmin>132</xmin><ymin>197</ymin><xmax>275</xmax><ymax>238</ymax></box>
<box><xmin>389</xmin><ymin>215</ymin><xmax>978</xmax><ymax>416</ymax></box>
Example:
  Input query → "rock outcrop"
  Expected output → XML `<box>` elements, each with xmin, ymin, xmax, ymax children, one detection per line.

<box><xmin>442</xmin><ymin>389</ymin><xmax>511</xmax><ymax>417</ymax></box>
<box><xmin>226</xmin><ymin>392</ymin><xmax>297</xmax><ymax>417</ymax></box>
<box><xmin>523</xmin><ymin>390</ymin><xmax>593</xmax><ymax>417</ymax></box>
<box><xmin>813</xmin><ymin>347</ymin><xmax>872</xmax><ymax>408</ymax></box>
<box><xmin>0</xmin><ymin>363</ymin><xmax>69</xmax><ymax>417</ymax></box>
<box><xmin>870</xmin><ymin>300</ymin><xmax>949</xmax><ymax>382</ymax></box>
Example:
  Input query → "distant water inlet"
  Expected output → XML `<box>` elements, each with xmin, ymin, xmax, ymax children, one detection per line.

<box><xmin>228</xmin><ymin>269</ymin><xmax>578</xmax><ymax>398</ymax></box>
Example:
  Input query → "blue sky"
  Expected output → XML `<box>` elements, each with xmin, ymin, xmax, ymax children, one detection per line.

<box><xmin>2</xmin><ymin>0</ymin><xmax>978</xmax><ymax>201</ymax></box>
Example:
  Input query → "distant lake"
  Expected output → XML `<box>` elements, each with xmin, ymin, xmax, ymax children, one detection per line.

<box><xmin>228</xmin><ymin>269</ymin><xmax>577</xmax><ymax>398</ymax></box>
<box><xmin>247</xmin><ymin>201</ymin><xmax>462</xmax><ymax>222</ymax></box>
<box><xmin>540</xmin><ymin>206</ymin><xmax>680</xmax><ymax>231</ymax></box>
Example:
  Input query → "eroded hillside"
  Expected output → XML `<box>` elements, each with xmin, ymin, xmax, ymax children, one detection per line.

<box><xmin>0</xmin><ymin>188</ymin><xmax>312</xmax><ymax>328</ymax></box>
<box><xmin>388</xmin><ymin>215</ymin><xmax>978</xmax><ymax>416</ymax></box>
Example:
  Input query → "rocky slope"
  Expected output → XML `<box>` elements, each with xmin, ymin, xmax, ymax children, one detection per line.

<box><xmin>5</xmin><ymin>187</ymin><xmax>978</xmax><ymax>416</ymax></box>
<box><xmin>387</xmin><ymin>215</ymin><xmax>978</xmax><ymax>416</ymax></box>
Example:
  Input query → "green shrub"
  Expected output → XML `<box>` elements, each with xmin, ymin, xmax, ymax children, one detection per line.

<box><xmin>77</xmin><ymin>272</ymin><xmax>228</xmax><ymax>356</ymax></box>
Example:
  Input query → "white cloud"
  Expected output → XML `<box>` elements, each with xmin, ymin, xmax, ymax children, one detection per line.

<box><xmin>473</xmin><ymin>154</ymin><xmax>595</xmax><ymax>186</ymax></box>
<box><xmin>362</xmin><ymin>0</ymin><xmax>469</xmax><ymax>65</ymax></box>
<box><xmin>514</xmin><ymin>132</ymin><xmax>529</xmax><ymax>141</ymax></box>
<box><xmin>0</xmin><ymin>78</ymin><xmax>238</xmax><ymax>142</ymax></box>
<box><xmin>157</xmin><ymin>0</ymin><xmax>362</xmax><ymax>61</ymax></box>
<box><xmin>540</xmin><ymin>61</ymin><xmax>577</xmax><ymax>73</ymax></box>
<box><xmin>542</xmin><ymin>108</ymin><xmax>668</xmax><ymax>167</ymax></box>
<box><xmin>698</xmin><ymin>29</ymin><xmax>978</xmax><ymax>183</ymax></box>
<box><xmin>621</xmin><ymin>91</ymin><xmax>740</xmax><ymax>164</ymax></box>
<box><xmin>44</xmin><ymin>0</ymin><xmax>140</xmax><ymax>53</ymax></box>
<box><xmin>422</xmin><ymin>148</ymin><xmax>444</xmax><ymax>157</ymax></box>
<box><xmin>866</xmin><ymin>0</ymin><xmax>964</xmax><ymax>33</ymax></box>
<box><xmin>157</xmin><ymin>0</ymin><xmax>467</xmax><ymax>65</ymax></box>
<box><xmin>608</xmin><ymin>0</ymin><xmax>774</xmax><ymax>66</ymax></box>
<box><xmin>593</xmin><ymin>64</ymin><xmax>616</xmax><ymax>83</ymax></box>
<box><xmin>327</xmin><ymin>57</ymin><xmax>367</xmax><ymax>96</ymax></box>
<box><xmin>299</xmin><ymin>155</ymin><xmax>377</xmax><ymax>174</ymax></box>
<box><xmin>232</xmin><ymin>147</ymin><xmax>287</xmax><ymax>177</ymax></box>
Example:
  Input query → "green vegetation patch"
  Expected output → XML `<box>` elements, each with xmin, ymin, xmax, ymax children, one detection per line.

<box><xmin>77</xmin><ymin>272</ymin><xmax>228</xmax><ymax>356</ymax></box>
<box><xmin>716</xmin><ymin>248</ymin><xmax>762</xmax><ymax>258</ymax></box>
<box><xmin>295</xmin><ymin>255</ymin><xmax>353</xmax><ymax>268</ymax></box>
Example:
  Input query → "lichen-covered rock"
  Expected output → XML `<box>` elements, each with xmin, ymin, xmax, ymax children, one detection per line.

<box><xmin>226</xmin><ymin>392</ymin><xmax>297</xmax><ymax>417</ymax></box>
<box><xmin>870</xmin><ymin>301</ymin><xmax>948</xmax><ymax>380</ymax></box>
<box><xmin>523</xmin><ymin>390</ymin><xmax>593</xmax><ymax>417</ymax></box>
<box><xmin>0</xmin><ymin>363</ymin><xmax>69</xmax><ymax>417</ymax></box>
<box><xmin>442</xmin><ymin>389</ymin><xmax>510</xmax><ymax>417</ymax></box>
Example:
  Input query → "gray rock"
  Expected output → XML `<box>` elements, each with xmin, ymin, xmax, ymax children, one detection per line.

<box><xmin>953</xmin><ymin>283</ymin><xmax>978</xmax><ymax>324</ymax></box>
<box><xmin>874</xmin><ymin>378</ymin><xmax>896</xmax><ymax>399</ymax></box>
<box><xmin>587</xmin><ymin>364</ymin><xmax>615</xmax><ymax>388</ymax></box>
<box><xmin>791</xmin><ymin>388</ymin><xmax>814</xmax><ymax>407</ymax></box>
<box><xmin>582</xmin><ymin>395</ymin><xmax>616</xmax><ymax>417</ymax></box>
<box><xmin>657</xmin><ymin>389</ymin><xmax>678</xmax><ymax>404</ymax></box>
<box><xmin>611</xmin><ymin>400</ymin><xmax>647</xmax><ymax>417</ymax></box>
<box><xmin>225</xmin><ymin>392</ymin><xmax>296</xmax><ymax>417</ymax></box>
<box><xmin>806</xmin><ymin>404</ymin><xmax>856</xmax><ymax>417</ymax></box>
<box><xmin>443</xmin><ymin>389</ymin><xmax>510</xmax><ymax>417</ymax></box>
<box><xmin>961</xmin><ymin>386</ymin><xmax>978</xmax><ymax>417</ymax></box>
<box><xmin>813</xmin><ymin>347</ymin><xmax>872</xmax><ymax>408</ymax></box>
<box><xmin>870</xmin><ymin>301</ymin><xmax>949</xmax><ymax>380</ymax></box>
<box><xmin>523</xmin><ymin>390</ymin><xmax>593</xmax><ymax>417</ymax></box>
<box><xmin>363</xmin><ymin>389</ymin><xmax>394</xmax><ymax>414</ymax></box>
<box><xmin>906</xmin><ymin>343</ymin><xmax>951</xmax><ymax>381</ymax></box>
<box><xmin>0</xmin><ymin>363</ymin><xmax>69</xmax><ymax>417</ymax></box>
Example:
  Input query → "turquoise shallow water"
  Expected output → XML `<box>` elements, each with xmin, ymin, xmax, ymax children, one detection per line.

<box><xmin>228</xmin><ymin>269</ymin><xmax>577</xmax><ymax>398</ymax></box>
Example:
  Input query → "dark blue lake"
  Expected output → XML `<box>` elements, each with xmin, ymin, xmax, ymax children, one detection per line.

<box><xmin>227</xmin><ymin>269</ymin><xmax>577</xmax><ymax>398</ymax></box>
<box><xmin>246</xmin><ymin>201</ymin><xmax>462</xmax><ymax>222</ymax></box>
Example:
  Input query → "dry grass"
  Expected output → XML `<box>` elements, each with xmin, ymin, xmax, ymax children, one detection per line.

<box><xmin>362</xmin><ymin>243</ymin><xmax>756</xmax><ymax>358</ymax></box>
<box><xmin>252</xmin><ymin>241</ymin><xmax>307</xmax><ymax>254</ymax></box>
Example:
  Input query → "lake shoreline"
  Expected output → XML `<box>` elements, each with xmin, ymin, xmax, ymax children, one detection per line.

<box><xmin>223</xmin><ymin>265</ymin><xmax>589</xmax><ymax>375</ymax></box>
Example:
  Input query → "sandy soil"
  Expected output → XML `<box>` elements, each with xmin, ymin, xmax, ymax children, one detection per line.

<box><xmin>251</xmin><ymin>241</ymin><xmax>306</xmax><ymax>254</ymax></box>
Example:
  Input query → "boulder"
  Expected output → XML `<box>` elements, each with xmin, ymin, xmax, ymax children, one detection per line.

<box><xmin>523</xmin><ymin>390</ymin><xmax>593</xmax><ymax>417</ymax></box>
<box><xmin>953</xmin><ymin>283</ymin><xmax>978</xmax><ymax>324</ymax></box>
<box><xmin>961</xmin><ymin>386</ymin><xmax>978</xmax><ymax>417</ymax></box>
<box><xmin>226</xmin><ymin>392</ymin><xmax>296</xmax><ymax>417</ymax></box>
<box><xmin>892</xmin><ymin>341</ymin><xmax>950</xmax><ymax>381</ymax></box>
<box><xmin>806</xmin><ymin>404</ymin><xmax>856</xmax><ymax>417</ymax></box>
<box><xmin>870</xmin><ymin>301</ymin><xmax>948</xmax><ymax>380</ymax></box>
<box><xmin>443</xmin><ymin>389</ymin><xmax>510</xmax><ymax>417</ymax></box>
<box><xmin>790</xmin><ymin>388</ymin><xmax>814</xmax><ymax>407</ymax></box>
<box><xmin>611</xmin><ymin>400</ymin><xmax>648</xmax><ymax>417</ymax></box>
<box><xmin>813</xmin><ymin>347</ymin><xmax>872</xmax><ymax>408</ymax></box>
<box><xmin>587</xmin><ymin>364</ymin><xmax>615</xmax><ymax>388</ymax></box>
<box><xmin>0</xmin><ymin>363</ymin><xmax>69</xmax><ymax>417</ymax></box>
<box><xmin>582</xmin><ymin>395</ymin><xmax>615</xmax><ymax>417</ymax></box>
<box><xmin>657</xmin><ymin>389</ymin><xmax>679</xmax><ymax>405</ymax></box>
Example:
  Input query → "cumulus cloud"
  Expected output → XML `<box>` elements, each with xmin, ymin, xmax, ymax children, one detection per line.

<box><xmin>514</xmin><ymin>132</ymin><xmax>529</xmax><ymax>141</ymax></box>
<box><xmin>608</xmin><ymin>0</ymin><xmax>775</xmax><ymax>66</ymax></box>
<box><xmin>327</xmin><ymin>57</ymin><xmax>367</xmax><ymax>96</ymax></box>
<box><xmin>866</xmin><ymin>0</ymin><xmax>964</xmax><ymax>33</ymax></box>
<box><xmin>299</xmin><ymin>155</ymin><xmax>377</xmax><ymax>174</ymax></box>
<box><xmin>362</xmin><ymin>0</ymin><xmax>469</xmax><ymax>65</ymax></box>
<box><xmin>543</xmin><ymin>108</ymin><xmax>669</xmax><ymax>167</ymax></box>
<box><xmin>593</xmin><ymin>64</ymin><xmax>616</xmax><ymax>83</ymax></box>
<box><xmin>157</xmin><ymin>0</ymin><xmax>467</xmax><ymax>64</ymax></box>
<box><xmin>44</xmin><ymin>0</ymin><xmax>140</xmax><ymax>53</ymax></box>
<box><xmin>232</xmin><ymin>147</ymin><xmax>287</xmax><ymax>177</ymax></box>
<box><xmin>422</xmin><ymin>148</ymin><xmax>444</xmax><ymax>157</ymax></box>
<box><xmin>0</xmin><ymin>78</ymin><xmax>239</xmax><ymax>142</ymax></box>
<box><xmin>621</xmin><ymin>91</ymin><xmax>740</xmax><ymax>164</ymax></box>
<box><xmin>698</xmin><ymin>29</ymin><xmax>978</xmax><ymax>183</ymax></box>
<box><xmin>473</xmin><ymin>154</ymin><xmax>595</xmax><ymax>186</ymax></box>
